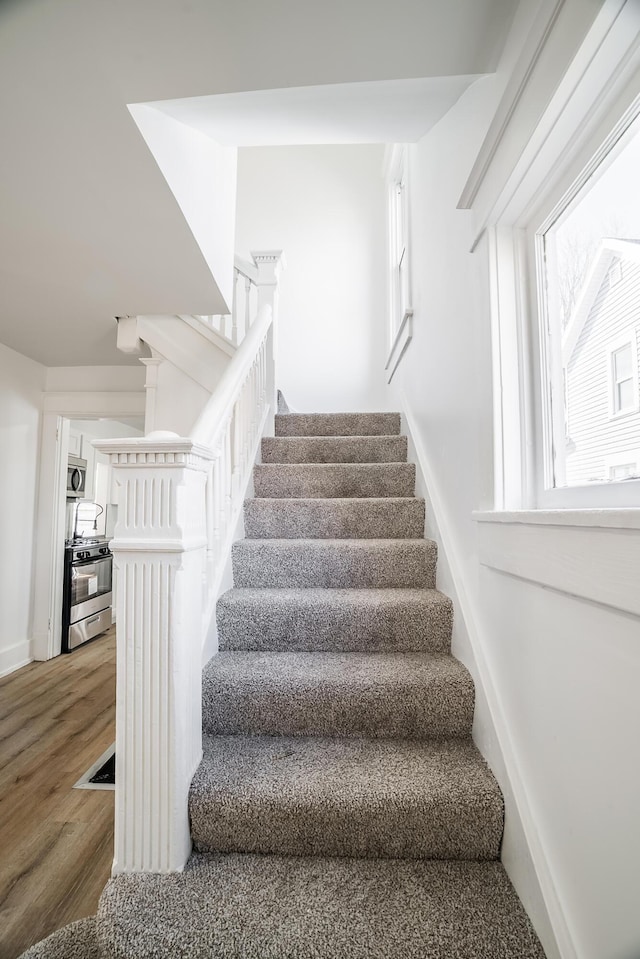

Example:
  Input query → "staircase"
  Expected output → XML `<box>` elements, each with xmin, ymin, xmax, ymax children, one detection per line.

<box><xmin>21</xmin><ymin>410</ymin><xmax>545</xmax><ymax>957</ymax></box>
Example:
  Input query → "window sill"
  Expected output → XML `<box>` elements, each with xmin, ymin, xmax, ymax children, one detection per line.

<box><xmin>473</xmin><ymin>510</ymin><xmax>640</xmax><ymax>617</ymax></box>
<box><xmin>473</xmin><ymin>508</ymin><xmax>640</xmax><ymax>530</ymax></box>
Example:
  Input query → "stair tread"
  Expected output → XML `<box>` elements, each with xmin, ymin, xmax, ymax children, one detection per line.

<box><xmin>244</xmin><ymin>497</ymin><xmax>425</xmax><ymax>538</ymax></box>
<box><xmin>205</xmin><ymin>650</ymin><xmax>469</xmax><ymax>684</ymax></box>
<box><xmin>254</xmin><ymin>462</ymin><xmax>416</xmax><ymax>498</ymax></box>
<box><xmin>189</xmin><ymin>735</ymin><xmax>503</xmax><ymax>860</ymax></box>
<box><xmin>232</xmin><ymin>538</ymin><xmax>437</xmax><ymax>589</ymax></box>
<box><xmin>202</xmin><ymin>652</ymin><xmax>474</xmax><ymax>738</ymax></box>
<box><xmin>275</xmin><ymin>412</ymin><xmax>402</xmax><ymax>436</ymax></box>
<box><xmin>262</xmin><ymin>434</ymin><xmax>408</xmax><ymax>463</ymax></box>
<box><xmin>217</xmin><ymin>587</ymin><xmax>452</xmax><ymax>653</ymax></box>
<box><xmin>99</xmin><ymin>852</ymin><xmax>545</xmax><ymax>959</ymax></box>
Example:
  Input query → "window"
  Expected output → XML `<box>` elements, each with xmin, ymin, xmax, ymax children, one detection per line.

<box><xmin>610</xmin><ymin>342</ymin><xmax>635</xmax><ymax>415</ymax></box>
<box><xmin>610</xmin><ymin>462</ymin><xmax>637</xmax><ymax>480</ymax></box>
<box><xmin>534</xmin><ymin>110</ymin><xmax>640</xmax><ymax>496</ymax></box>
<box><xmin>386</xmin><ymin>145</ymin><xmax>410</xmax><ymax>337</ymax></box>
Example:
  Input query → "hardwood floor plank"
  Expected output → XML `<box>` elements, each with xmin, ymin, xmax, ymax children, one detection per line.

<box><xmin>0</xmin><ymin>630</ymin><xmax>115</xmax><ymax>959</ymax></box>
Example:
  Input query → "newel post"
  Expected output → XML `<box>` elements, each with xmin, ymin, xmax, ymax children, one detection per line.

<box><xmin>252</xmin><ymin>250</ymin><xmax>285</xmax><ymax>419</ymax></box>
<box><xmin>94</xmin><ymin>432</ymin><xmax>214</xmax><ymax>875</ymax></box>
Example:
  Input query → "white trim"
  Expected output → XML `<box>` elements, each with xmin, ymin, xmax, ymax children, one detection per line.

<box><xmin>32</xmin><ymin>414</ymin><xmax>69</xmax><ymax>661</ymax></box>
<box><xmin>468</xmin><ymin>0</ymin><xmax>640</xmax><ymax>242</ymax></box>
<box><xmin>477</xmin><ymin>518</ymin><xmax>640</xmax><ymax>618</ymax></box>
<box><xmin>397</xmin><ymin>386</ymin><xmax>573</xmax><ymax>959</ymax></box>
<box><xmin>458</xmin><ymin>0</ymin><xmax>567</xmax><ymax>211</ymax></box>
<box><xmin>474</xmin><ymin>507</ymin><xmax>640</xmax><ymax>529</ymax></box>
<box><xmin>385</xmin><ymin>309</ymin><xmax>413</xmax><ymax>383</ymax></box>
<box><xmin>0</xmin><ymin>639</ymin><xmax>34</xmax><ymax>678</ymax></box>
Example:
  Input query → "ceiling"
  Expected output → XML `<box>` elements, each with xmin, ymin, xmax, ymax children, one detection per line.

<box><xmin>147</xmin><ymin>77</ymin><xmax>481</xmax><ymax>147</ymax></box>
<box><xmin>0</xmin><ymin>0</ymin><xmax>519</xmax><ymax>367</ymax></box>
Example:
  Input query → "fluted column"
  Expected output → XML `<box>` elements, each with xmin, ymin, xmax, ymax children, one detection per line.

<box><xmin>94</xmin><ymin>432</ymin><xmax>214</xmax><ymax>874</ymax></box>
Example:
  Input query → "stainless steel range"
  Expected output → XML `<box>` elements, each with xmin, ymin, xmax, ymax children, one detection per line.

<box><xmin>62</xmin><ymin>539</ymin><xmax>113</xmax><ymax>652</ymax></box>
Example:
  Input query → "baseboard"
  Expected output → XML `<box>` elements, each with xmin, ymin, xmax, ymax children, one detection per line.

<box><xmin>0</xmin><ymin>638</ymin><xmax>34</xmax><ymax>678</ymax></box>
<box><xmin>397</xmin><ymin>387</ymin><xmax>576</xmax><ymax>959</ymax></box>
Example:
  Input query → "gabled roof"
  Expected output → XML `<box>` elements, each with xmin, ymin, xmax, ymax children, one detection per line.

<box><xmin>562</xmin><ymin>238</ymin><xmax>640</xmax><ymax>365</ymax></box>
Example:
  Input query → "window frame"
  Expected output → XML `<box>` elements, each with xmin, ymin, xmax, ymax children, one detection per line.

<box><xmin>384</xmin><ymin>144</ymin><xmax>413</xmax><ymax>383</ymax></box>
<box><xmin>608</xmin><ymin>334</ymin><xmax>639</xmax><ymax>418</ymax></box>
<box><xmin>484</xmin><ymin>87</ymin><xmax>640</xmax><ymax>510</ymax></box>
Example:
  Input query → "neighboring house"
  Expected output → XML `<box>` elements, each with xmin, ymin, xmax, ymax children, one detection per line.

<box><xmin>562</xmin><ymin>239</ymin><xmax>640</xmax><ymax>485</ymax></box>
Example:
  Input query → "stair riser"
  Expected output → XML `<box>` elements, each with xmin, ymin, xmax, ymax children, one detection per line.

<box><xmin>244</xmin><ymin>498</ymin><xmax>425</xmax><ymax>539</ymax></box>
<box><xmin>217</xmin><ymin>592</ymin><xmax>453</xmax><ymax>653</ymax></box>
<box><xmin>254</xmin><ymin>464</ymin><xmax>415</xmax><ymax>499</ymax></box>
<box><xmin>262</xmin><ymin>436</ymin><xmax>408</xmax><ymax>463</ymax></box>
<box><xmin>191</xmin><ymin>805</ymin><xmax>502</xmax><ymax>862</ymax></box>
<box><xmin>232</xmin><ymin>541</ymin><xmax>437</xmax><ymax>589</ymax></box>
<box><xmin>275</xmin><ymin>413</ymin><xmax>401</xmax><ymax>436</ymax></box>
<box><xmin>202</xmin><ymin>684</ymin><xmax>474</xmax><ymax>739</ymax></box>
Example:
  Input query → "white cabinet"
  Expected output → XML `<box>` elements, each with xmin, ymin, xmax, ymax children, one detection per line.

<box><xmin>68</xmin><ymin>429</ymin><xmax>82</xmax><ymax>457</ymax></box>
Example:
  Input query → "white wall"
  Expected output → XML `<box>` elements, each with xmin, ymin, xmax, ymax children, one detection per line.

<box><xmin>235</xmin><ymin>145</ymin><xmax>390</xmax><ymax>413</ymax></box>
<box><xmin>130</xmin><ymin>104</ymin><xmax>237</xmax><ymax>312</ymax></box>
<box><xmin>0</xmin><ymin>343</ymin><xmax>46</xmax><ymax>677</ymax></box>
<box><xmin>393</xmin><ymin>66</ymin><xmax>640</xmax><ymax>959</ymax></box>
<box><xmin>45</xmin><ymin>366</ymin><xmax>146</xmax><ymax>392</ymax></box>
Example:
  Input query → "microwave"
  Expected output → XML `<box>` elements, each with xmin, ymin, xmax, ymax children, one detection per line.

<box><xmin>67</xmin><ymin>455</ymin><xmax>87</xmax><ymax>498</ymax></box>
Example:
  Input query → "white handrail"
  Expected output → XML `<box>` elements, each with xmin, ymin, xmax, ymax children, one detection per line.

<box><xmin>192</xmin><ymin>304</ymin><xmax>272</xmax><ymax>448</ymax></box>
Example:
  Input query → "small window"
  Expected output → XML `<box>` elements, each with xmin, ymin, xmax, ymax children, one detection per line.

<box><xmin>609</xmin><ymin>462</ymin><xmax>637</xmax><ymax>480</ymax></box>
<box><xmin>609</xmin><ymin>260</ymin><xmax>623</xmax><ymax>286</ymax></box>
<box><xmin>610</xmin><ymin>342</ymin><xmax>635</xmax><ymax>415</ymax></box>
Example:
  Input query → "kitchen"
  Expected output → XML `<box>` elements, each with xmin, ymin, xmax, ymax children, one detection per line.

<box><xmin>61</xmin><ymin>418</ymin><xmax>143</xmax><ymax>654</ymax></box>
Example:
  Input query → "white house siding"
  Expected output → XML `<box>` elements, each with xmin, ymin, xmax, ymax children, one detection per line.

<box><xmin>565</xmin><ymin>256</ymin><xmax>640</xmax><ymax>485</ymax></box>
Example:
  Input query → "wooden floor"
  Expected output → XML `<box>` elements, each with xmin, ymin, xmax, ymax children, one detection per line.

<box><xmin>0</xmin><ymin>629</ymin><xmax>116</xmax><ymax>959</ymax></box>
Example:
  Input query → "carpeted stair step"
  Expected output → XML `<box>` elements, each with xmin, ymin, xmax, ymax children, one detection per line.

<box><xmin>254</xmin><ymin>462</ymin><xmax>415</xmax><ymax>498</ymax></box>
<box><xmin>275</xmin><ymin>412</ymin><xmax>401</xmax><ymax>436</ymax></box>
<box><xmin>232</xmin><ymin>538</ymin><xmax>437</xmax><ymax>588</ymax></box>
<box><xmin>18</xmin><ymin>917</ymin><xmax>100</xmax><ymax>958</ymax></box>
<box><xmin>189</xmin><ymin>735</ymin><xmax>503</xmax><ymax>861</ymax></box>
<box><xmin>217</xmin><ymin>587</ymin><xmax>453</xmax><ymax>653</ymax></box>
<box><xmin>262</xmin><ymin>434</ymin><xmax>408</xmax><ymax>463</ymax></box>
<box><xmin>98</xmin><ymin>852</ymin><xmax>545</xmax><ymax>959</ymax></box>
<box><xmin>244</xmin><ymin>497</ymin><xmax>425</xmax><ymax>539</ymax></box>
<box><xmin>202</xmin><ymin>652</ymin><xmax>474</xmax><ymax>739</ymax></box>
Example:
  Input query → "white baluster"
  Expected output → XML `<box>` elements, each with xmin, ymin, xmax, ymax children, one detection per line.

<box><xmin>244</xmin><ymin>277</ymin><xmax>252</xmax><ymax>339</ymax></box>
<box><xmin>231</xmin><ymin>268</ymin><xmax>239</xmax><ymax>345</ymax></box>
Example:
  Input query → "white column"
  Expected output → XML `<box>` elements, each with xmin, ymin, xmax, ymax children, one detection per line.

<box><xmin>94</xmin><ymin>432</ymin><xmax>214</xmax><ymax>875</ymax></box>
<box><xmin>252</xmin><ymin>250</ymin><xmax>285</xmax><ymax>425</ymax></box>
<box><xmin>140</xmin><ymin>352</ymin><xmax>162</xmax><ymax>434</ymax></box>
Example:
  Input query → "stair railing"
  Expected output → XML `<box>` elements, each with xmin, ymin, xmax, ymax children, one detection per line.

<box><xmin>196</xmin><ymin>255</ymin><xmax>260</xmax><ymax>347</ymax></box>
<box><xmin>95</xmin><ymin>251</ymin><xmax>284</xmax><ymax>875</ymax></box>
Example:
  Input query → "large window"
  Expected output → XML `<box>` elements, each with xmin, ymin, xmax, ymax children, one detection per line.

<box><xmin>535</xmin><ymin>112</ymin><xmax>640</xmax><ymax>496</ymax></box>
